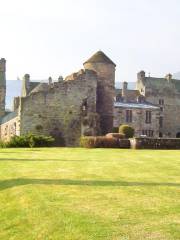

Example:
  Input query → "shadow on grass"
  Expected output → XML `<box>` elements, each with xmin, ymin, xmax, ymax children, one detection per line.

<box><xmin>0</xmin><ymin>178</ymin><xmax>179</xmax><ymax>191</ymax></box>
<box><xmin>0</xmin><ymin>158</ymin><xmax>87</xmax><ymax>162</ymax></box>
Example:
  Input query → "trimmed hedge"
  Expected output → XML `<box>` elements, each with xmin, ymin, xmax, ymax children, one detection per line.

<box><xmin>106</xmin><ymin>133</ymin><xmax>125</xmax><ymax>139</ymax></box>
<box><xmin>80</xmin><ymin>136</ymin><xmax>119</xmax><ymax>148</ymax></box>
<box><xmin>119</xmin><ymin>125</ymin><xmax>134</xmax><ymax>138</ymax></box>
<box><xmin>2</xmin><ymin>134</ymin><xmax>55</xmax><ymax>148</ymax></box>
<box><xmin>80</xmin><ymin>136</ymin><xmax>130</xmax><ymax>148</ymax></box>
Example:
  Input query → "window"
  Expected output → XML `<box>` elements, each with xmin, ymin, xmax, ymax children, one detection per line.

<box><xmin>159</xmin><ymin>99</ymin><xmax>164</xmax><ymax>105</ymax></box>
<box><xmin>159</xmin><ymin>116</ymin><xmax>163</xmax><ymax>128</ymax></box>
<box><xmin>116</xmin><ymin>94</ymin><xmax>123</xmax><ymax>102</ymax></box>
<box><xmin>145</xmin><ymin>111</ymin><xmax>151</xmax><ymax>123</ymax></box>
<box><xmin>159</xmin><ymin>132</ymin><xmax>163</xmax><ymax>138</ymax></box>
<box><xmin>142</xmin><ymin>130</ymin><xmax>154</xmax><ymax>137</ymax></box>
<box><xmin>81</xmin><ymin>98</ymin><xmax>88</xmax><ymax>116</ymax></box>
<box><xmin>126</xmin><ymin>110</ymin><xmax>132</xmax><ymax>123</ymax></box>
<box><xmin>137</xmin><ymin>95</ymin><xmax>145</xmax><ymax>103</ymax></box>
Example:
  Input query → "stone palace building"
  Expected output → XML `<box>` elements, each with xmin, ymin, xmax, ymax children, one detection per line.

<box><xmin>0</xmin><ymin>51</ymin><xmax>180</xmax><ymax>145</ymax></box>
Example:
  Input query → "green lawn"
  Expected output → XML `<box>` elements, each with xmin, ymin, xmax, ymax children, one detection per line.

<box><xmin>0</xmin><ymin>148</ymin><xmax>179</xmax><ymax>240</ymax></box>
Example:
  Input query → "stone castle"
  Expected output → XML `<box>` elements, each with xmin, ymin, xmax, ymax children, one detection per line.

<box><xmin>0</xmin><ymin>51</ymin><xmax>180</xmax><ymax>145</ymax></box>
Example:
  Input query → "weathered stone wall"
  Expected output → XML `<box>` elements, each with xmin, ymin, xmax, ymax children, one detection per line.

<box><xmin>19</xmin><ymin>69</ymin><xmax>98</xmax><ymax>146</ymax></box>
<box><xmin>114</xmin><ymin>107</ymin><xmax>160</xmax><ymax>137</ymax></box>
<box><xmin>139</xmin><ymin>82</ymin><xmax>180</xmax><ymax>138</ymax></box>
<box><xmin>0</xmin><ymin>115</ymin><xmax>20</xmax><ymax>141</ymax></box>
<box><xmin>84</xmin><ymin>62</ymin><xmax>115</xmax><ymax>134</ymax></box>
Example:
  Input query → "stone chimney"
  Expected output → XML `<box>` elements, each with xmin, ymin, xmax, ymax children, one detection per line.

<box><xmin>48</xmin><ymin>76</ymin><xmax>52</xmax><ymax>84</ymax></box>
<box><xmin>165</xmin><ymin>73</ymin><xmax>172</xmax><ymax>82</ymax></box>
<box><xmin>58</xmin><ymin>76</ymin><xmax>63</xmax><ymax>82</ymax></box>
<box><xmin>137</xmin><ymin>70</ymin><xmax>146</xmax><ymax>80</ymax></box>
<box><xmin>21</xmin><ymin>74</ymin><xmax>30</xmax><ymax>97</ymax></box>
<box><xmin>122</xmin><ymin>81</ymin><xmax>128</xmax><ymax>99</ymax></box>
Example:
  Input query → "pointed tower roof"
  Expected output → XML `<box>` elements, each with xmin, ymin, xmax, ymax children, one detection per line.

<box><xmin>83</xmin><ymin>51</ymin><xmax>116</xmax><ymax>66</ymax></box>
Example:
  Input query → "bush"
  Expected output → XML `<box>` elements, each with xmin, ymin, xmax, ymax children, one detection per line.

<box><xmin>106</xmin><ymin>133</ymin><xmax>125</xmax><ymax>139</ymax></box>
<box><xmin>6</xmin><ymin>135</ymin><xmax>29</xmax><ymax>148</ymax></box>
<box><xmin>28</xmin><ymin>134</ymin><xmax>55</xmax><ymax>147</ymax></box>
<box><xmin>119</xmin><ymin>125</ymin><xmax>134</xmax><ymax>138</ymax></box>
<box><xmin>5</xmin><ymin>134</ymin><xmax>55</xmax><ymax>148</ymax></box>
<box><xmin>0</xmin><ymin>140</ymin><xmax>7</xmax><ymax>148</ymax></box>
<box><xmin>80</xmin><ymin>136</ymin><xmax>119</xmax><ymax>148</ymax></box>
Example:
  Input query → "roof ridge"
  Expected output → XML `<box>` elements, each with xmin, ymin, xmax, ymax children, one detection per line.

<box><xmin>84</xmin><ymin>51</ymin><xmax>116</xmax><ymax>66</ymax></box>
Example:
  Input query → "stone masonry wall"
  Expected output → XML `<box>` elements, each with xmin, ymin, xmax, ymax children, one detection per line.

<box><xmin>0</xmin><ymin>115</ymin><xmax>20</xmax><ymax>141</ymax></box>
<box><xmin>19</xmin><ymin>69</ymin><xmax>98</xmax><ymax>146</ymax></box>
<box><xmin>145</xmin><ymin>89</ymin><xmax>180</xmax><ymax>138</ymax></box>
<box><xmin>114</xmin><ymin>107</ymin><xmax>160</xmax><ymax>137</ymax></box>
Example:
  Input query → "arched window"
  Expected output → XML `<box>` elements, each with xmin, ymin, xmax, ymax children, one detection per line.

<box><xmin>81</xmin><ymin>99</ymin><xmax>88</xmax><ymax>116</ymax></box>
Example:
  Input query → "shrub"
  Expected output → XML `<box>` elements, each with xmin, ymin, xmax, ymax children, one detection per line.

<box><xmin>106</xmin><ymin>133</ymin><xmax>125</xmax><ymax>139</ymax></box>
<box><xmin>80</xmin><ymin>136</ymin><xmax>119</xmax><ymax>148</ymax></box>
<box><xmin>6</xmin><ymin>135</ymin><xmax>29</xmax><ymax>148</ymax></box>
<box><xmin>28</xmin><ymin>134</ymin><xmax>55</xmax><ymax>147</ymax></box>
<box><xmin>0</xmin><ymin>140</ymin><xmax>7</xmax><ymax>148</ymax></box>
<box><xmin>119</xmin><ymin>125</ymin><xmax>134</xmax><ymax>138</ymax></box>
<box><xmin>5</xmin><ymin>134</ymin><xmax>55</xmax><ymax>148</ymax></box>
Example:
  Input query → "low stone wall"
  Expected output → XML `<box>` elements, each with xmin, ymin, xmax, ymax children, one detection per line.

<box><xmin>119</xmin><ymin>139</ymin><xmax>130</xmax><ymax>148</ymax></box>
<box><xmin>130</xmin><ymin>137</ymin><xmax>180</xmax><ymax>149</ymax></box>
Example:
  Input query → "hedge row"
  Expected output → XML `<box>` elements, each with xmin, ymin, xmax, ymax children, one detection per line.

<box><xmin>106</xmin><ymin>133</ymin><xmax>125</xmax><ymax>139</ymax></box>
<box><xmin>80</xmin><ymin>136</ymin><xmax>130</xmax><ymax>148</ymax></box>
<box><xmin>0</xmin><ymin>134</ymin><xmax>55</xmax><ymax>148</ymax></box>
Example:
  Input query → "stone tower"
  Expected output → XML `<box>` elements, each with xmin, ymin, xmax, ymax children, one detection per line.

<box><xmin>0</xmin><ymin>58</ymin><xmax>6</xmax><ymax>117</ymax></box>
<box><xmin>83</xmin><ymin>51</ymin><xmax>116</xmax><ymax>134</ymax></box>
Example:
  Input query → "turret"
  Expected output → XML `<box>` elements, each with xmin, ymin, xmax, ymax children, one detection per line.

<box><xmin>0</xmin><ymin>58</ymin><xmax>6</xmax><ymax>117</ymax></box>
<box><xmin>83</xmin><ymin>51</ymin><xmax>116</xmax><ymax>134</ymax></box>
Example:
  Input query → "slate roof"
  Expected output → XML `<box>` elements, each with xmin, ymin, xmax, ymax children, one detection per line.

<box><xmin>143</xmin><ymin>77</ymin><xmax>180</xmax><ymax>92</ymax></box>
<box><xmin>0</xmin><ymin>110</ymin><xmax>18</xmax><ymax>124</ymax></box>
<box><xmin>30</xmin><ymin>83</ymin><xmax>49</xmax><ymax>94</ymax></box>
<box><xmin>114</xmin><ymin>102</ymin><xmax>160</xmax><ymax>110</ymax></box>
<box><xmin>115</xmin><ymin>89</ymin><xmax>141</xmax><ymax>102</ymax></box>
<box><xmin>29</xmin><ymin>82</ymin><xmax>40</xmax><ymax>93</ymax></box>
<box><xmin>84</xmin><ymin>51</ymin><xmax>116</xmax><ymax>66</ymax></box>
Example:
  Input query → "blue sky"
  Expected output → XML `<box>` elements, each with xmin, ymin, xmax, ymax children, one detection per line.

<box><xmin>0</xmin><ymin>0</ymin><xmax>180</xmax><ymax>82</ymax></box>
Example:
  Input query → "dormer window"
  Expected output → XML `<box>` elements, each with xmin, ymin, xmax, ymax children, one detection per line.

<box><xmin>116</xmin><ymin>94</ymin><xmax>123</xmax><ymax>102</ymax></box>
<box><xmin>137</xmin><ymin>95</ymin><xmax>145</xmax><ymax>103</ymax></box>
